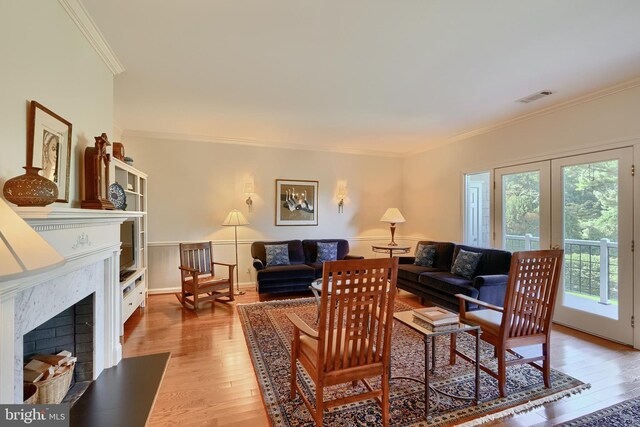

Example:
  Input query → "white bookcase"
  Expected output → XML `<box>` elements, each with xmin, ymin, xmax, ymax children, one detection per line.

<box><xmin>112</xmin><ymin>158</ymin><xmax>148</xmax><ymax>329</ymax></box>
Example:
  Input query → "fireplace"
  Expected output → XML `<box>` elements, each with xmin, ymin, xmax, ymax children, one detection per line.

<box><xmin>23</xmin><ymin>295</ymin><xmax>94</xmax><ymax>385</ymax></box>
<box><xmin>0</xmin><ymin>208</ymin><xmax>132</xmax><ymax>403</ymax></box>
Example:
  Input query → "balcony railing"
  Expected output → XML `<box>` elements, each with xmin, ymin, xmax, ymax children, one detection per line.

<box><xmin>505</xmin><ymin>234</ymin><xmax>618</xmax><ymax>304</ymax></box>
<box><xmin>504</xmin><ymin>233</ymin><xmax>540</xmax><ymax>251</ymax></box>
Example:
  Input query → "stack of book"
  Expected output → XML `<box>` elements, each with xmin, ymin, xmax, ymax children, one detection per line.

<box><xmin>412</xmin><ymin>306</ymin><xmax>460</xmax><ymax>332</ymax></box>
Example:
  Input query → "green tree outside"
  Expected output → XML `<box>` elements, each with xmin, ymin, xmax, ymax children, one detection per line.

<box><xmin>503</xmin><ymin>160</ymin><xmax>618</xmax><ymax>301</ymax></box>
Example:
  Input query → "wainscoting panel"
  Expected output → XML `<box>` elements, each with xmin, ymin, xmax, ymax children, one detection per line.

<box><xmin>147</xmin><ymin>237</ymin><xmax>417</xmax><ymax>294</ymax></box>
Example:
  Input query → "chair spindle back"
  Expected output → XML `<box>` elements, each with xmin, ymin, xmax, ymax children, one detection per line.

<box><xmin>179</xmin><ymin>242</ymin><xmax>213</xmax><ymax>278</ymax></box>
<box><xmin>502</xmin><ymin>250</ymin><xmax>563</xmax><ymax>339</ymax></box>
<box><xmin>318</xmin><ymin>257</ymin><xmax>398</xmax><ymax>373</ymax></box>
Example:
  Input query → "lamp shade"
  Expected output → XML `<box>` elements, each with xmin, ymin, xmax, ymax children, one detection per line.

<box><xmin>0</xmin><ymin>198</ymin><xmax>65</xmax><ymax>280</ymax></box>
<box><xmin>337</xmin><ymin>184</ymin><xmax>346</xmax><ymax>198</ymax></box>
<box><xmin>222</xmin><ymin>209</ymin><xmax>249</xmax><ymax>226</ymax></box>
<box><xmin>243</xmin><ymin>182</ymin><xmax>254</xmax><ymax>194</ymax></box>
<box><xmin>380</xmin><ymin>208</ymin><xmax>406</xmax><ymax>223</ymax></box>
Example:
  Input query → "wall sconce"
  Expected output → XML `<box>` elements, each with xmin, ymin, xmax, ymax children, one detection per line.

<box><xmin>244</xmin><ymin>182</ymin><xmax>254</xmax><ymax>212</ymax></box>
<box><xmin>337</xmin><ymin>184</ymin><xmax>346</xmax><ymax>213</ymax></box>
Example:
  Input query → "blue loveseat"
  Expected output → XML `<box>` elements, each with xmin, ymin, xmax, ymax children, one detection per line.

<box><xmin>251</xmin><ymin>239</ymin><xmax>363</xmax><ymax>293</ymax></box>
<box><xmin>397</xmin><ymin>241</ymin><xmax>511</xmax><ymax>312</ymax></box>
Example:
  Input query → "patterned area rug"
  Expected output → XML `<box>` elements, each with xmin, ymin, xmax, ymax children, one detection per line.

<box><xmin>556</xmin><ymin>396</ymin><xmax>640</xmax><ymax>426</ymax></box>
<box><xmin>238</xmin><ymin>298</ymin><xmax>589</xmax><ymax>426</ymax></box>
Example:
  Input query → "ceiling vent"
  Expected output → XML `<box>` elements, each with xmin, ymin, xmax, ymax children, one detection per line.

<box><xmin>516</xmin><ymin>90</ymin><xmax>554</xmax><ymax>104</ymax></box>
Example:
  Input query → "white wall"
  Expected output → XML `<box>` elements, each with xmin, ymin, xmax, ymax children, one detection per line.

<box><xmin>403</xmin><ymin>84</ymin><xmax>640</xmax><ymax>241</ymax></box>
<box><xmin>123</xmin><ymin>136</ymin><xmax>404</xmax><ymax>292</ymax></box>
<box><xmin>0</xmin><ymin>1</ymin><xmax>114</xmax><ymax>207</ymax></box>
<box><xmin>126</xmin><ymin>85</ymin><xmax>640</xmax><ymax>293</ymax></box>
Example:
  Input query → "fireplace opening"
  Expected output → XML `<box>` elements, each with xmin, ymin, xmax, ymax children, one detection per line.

<box><xmin>22</xmin><ymin>294</ymin><xmax>94</xmax><ymax>405</ymax></box>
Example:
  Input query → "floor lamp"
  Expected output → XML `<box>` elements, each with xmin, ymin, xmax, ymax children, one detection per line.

<box><xmin>222</xmin><ymin>209</ymin><xmax>249</xmax><ymax>295</ymax></box>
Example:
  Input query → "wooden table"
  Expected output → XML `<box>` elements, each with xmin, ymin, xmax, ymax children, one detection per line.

<box><xmin>371</xmin><ymin>244</ymin><xmax>411</xmax><ymax>257</ymax></box>
<box><xmin>392</xmin><ymin>310</ymin><xmax>481</xmax><ymax>421</ymax></box>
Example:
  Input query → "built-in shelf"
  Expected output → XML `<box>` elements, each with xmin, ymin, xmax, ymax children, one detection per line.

<box><xmin>113</xmin><ymin>158</ymin><xmax>148</xmax><ymax>329</ymax></box>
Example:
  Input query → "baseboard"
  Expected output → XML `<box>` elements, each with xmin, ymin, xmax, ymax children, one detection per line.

<box><xmin>148</xmin><ymin>282</ymin><xmax>256</xmax><ymax>295</ymax></box>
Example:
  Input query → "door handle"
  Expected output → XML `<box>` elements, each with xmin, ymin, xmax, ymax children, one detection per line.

<box><xmin>551</xmin><ymin>244</ymin><xmax>561</xmax><ymax>250</ymax></box>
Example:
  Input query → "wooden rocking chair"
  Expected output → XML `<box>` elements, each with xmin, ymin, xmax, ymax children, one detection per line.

<box><xmin>177</xmin><ymin>242</ymin><xmax>235</xmax><ymax>310</ymax></box>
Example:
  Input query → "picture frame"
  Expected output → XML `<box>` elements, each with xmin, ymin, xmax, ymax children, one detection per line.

<box><xmin>27</xmin><ymin>101</ymin><xmax>72</xmax><ymax>203</ymax></box>
<box><xmin>275</xmin><ymin>179</ymin><xmax>318</xmax><ymax>226</ymax></box>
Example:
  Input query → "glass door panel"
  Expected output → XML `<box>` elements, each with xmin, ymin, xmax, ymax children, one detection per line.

<box><xmin>552</xmin><ymin>148</ymin><xmax>633</xmax><ymax>344</ymax></box>
<box><xmin>494</xmin><ymin>162</ymin><xmax>550</xmax><ymax>251</ymax></box>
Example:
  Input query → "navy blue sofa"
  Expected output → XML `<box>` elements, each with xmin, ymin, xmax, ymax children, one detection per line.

<box><xmin>397</xmin><ymin>241</ymin><xmax>511</xmax><ymax>312</ymax></box>
<box><xmin>251</xmin><ymin>239</ymin><xmax>363</xmax><ymax>293</ymax></box>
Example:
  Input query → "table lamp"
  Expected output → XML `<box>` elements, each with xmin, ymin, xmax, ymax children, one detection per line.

<box><xmin>380</xmin><ymin>208</ymin><xmax>405</xmax><ymax>246</ymax></box>
<box><xmin>0</xmin><ymin>198</ymin><xmax>65</xmax><ymax>280</ymax></box>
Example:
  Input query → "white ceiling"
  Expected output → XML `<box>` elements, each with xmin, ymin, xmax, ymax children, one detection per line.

<box><xmin>82</xmin><ymin>0</ymin><xmax>640</xmax><ymax>156</ymax></box>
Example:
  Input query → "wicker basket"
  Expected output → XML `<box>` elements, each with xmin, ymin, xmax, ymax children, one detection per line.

<box><xmin>23</xmin><ymin>383</ymin><xmax>38</xmax><ymax>404</ymax></box>
<box><xmin>35</xmin><ymin>363</ymin><xmax>75</xmax><ymax>404</ymax></box>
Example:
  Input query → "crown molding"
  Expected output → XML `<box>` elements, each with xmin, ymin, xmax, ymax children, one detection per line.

<box><xmin>112</xmin><ymin>122</ymin><xmax>124</xmax><ymax>140</ymax></box>
<box><xmin>121</xmin><ymin>129</ymin><xmax>404</xmax><ymax>158</ymax></box>
<box><xmin>404</xmin><ymin>75</ymin><xmax>640</xmax><ymax>158</ymax></box>
<box><xmin>118</xmin><ymin>72</ymin><xmax>640</xmax><ymax>159</ymax></box>
<box><xmin>58</xmin><ymin>0</ymin><xmax>125</xmax><ymax>75</ymax></box>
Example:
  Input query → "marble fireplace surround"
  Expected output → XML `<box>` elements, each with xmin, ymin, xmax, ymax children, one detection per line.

<box><xmin>0</xmin><ymin>208</ymin><xmax>134</xmax><ymax>403</ymax></box>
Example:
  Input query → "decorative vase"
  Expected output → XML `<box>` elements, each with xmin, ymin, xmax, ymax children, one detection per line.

<box><xmin>3</xmin><ymin>166</ymin><xmax>58</xmax><ymax>206</ymax></box>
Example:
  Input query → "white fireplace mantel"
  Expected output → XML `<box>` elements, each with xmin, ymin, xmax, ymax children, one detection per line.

<box><xmin>0</xmin><ymin>207</ymin><xmax>136</xmax><ymax>403</ymax></box>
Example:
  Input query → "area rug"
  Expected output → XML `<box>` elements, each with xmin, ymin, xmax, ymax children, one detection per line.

<box><xmin>238</xmin><ymin>298</ymin><xmax>589</xmax><ymax>426</ymax></box>
<box><xmin>555</xmin><ymin>396</ymin><xmax>640</xmax><ymax>426</ymax></box>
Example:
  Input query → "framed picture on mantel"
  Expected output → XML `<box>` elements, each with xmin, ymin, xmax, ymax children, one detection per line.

<box><xmin>275</xmin><ymin>179</ymin><xmax>318</xmax><ymax>226</ymax></box>
<box><xmin>27</xmin><ymin>101</ymin><xmax>72</xmax><ymax>203</ymax></box>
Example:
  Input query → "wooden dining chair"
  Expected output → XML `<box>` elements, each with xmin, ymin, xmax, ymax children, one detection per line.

<box><xmin>287</xmin><ymin>257</ymin><xmax>398</xmax><ymax>426</ymax></box>
<box><xmin>177</xmin><ymin>242</ymin><xmax>235</xmax><ymax>311</ymax></box>
<box><xmin>450</xmin><ymin>250</ymin><xmax>563</xmax><ymax>397</ymax></box>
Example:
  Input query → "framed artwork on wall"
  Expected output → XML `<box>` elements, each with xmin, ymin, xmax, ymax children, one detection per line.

<box><xmin>275</xmin><ymin>179</ymin><xmax>318</xmax><ymax>226</ymax></box>
<box><xmin>27</xmin><ymin>101</ymin><xmax>72</xmax><ymax>203</ymax></box>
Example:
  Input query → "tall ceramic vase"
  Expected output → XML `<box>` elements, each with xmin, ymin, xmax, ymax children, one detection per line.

<box><xmin>3</xmin><ymin>166</ymin><xmax>58</xmax><ymax>206</ymax></box>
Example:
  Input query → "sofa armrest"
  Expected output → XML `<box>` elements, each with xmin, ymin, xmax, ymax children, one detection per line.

<box><xmin>344</xmin><ymin>254</ymin><xmax>365</xmax><ymax>260</ymax></box>
<box><xmin>473</xmin><ymin>274</ymin><xmax>508</xmax><ymax>288</ymax></box>
<box><xmin>398</xmin><ymin>256</ymin><xmax>415</xmax><ymax>265</ymax></box>
<box><xmin>253</xmin><ymin>258</ymin><xmax>265</xmax><ymax>270</ymax></box>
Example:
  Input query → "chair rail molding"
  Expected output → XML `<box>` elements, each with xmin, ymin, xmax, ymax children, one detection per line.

<box><xmin>148</xmin><ymin>235</ymin><xmax>397</xmax><ymax>247</ymax></box>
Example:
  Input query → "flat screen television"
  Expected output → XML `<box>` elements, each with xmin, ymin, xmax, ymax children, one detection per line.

<box><xmin>120</xmin><ymin>220</ymin><xmax>136</xmax><ymax>275</ymax></box>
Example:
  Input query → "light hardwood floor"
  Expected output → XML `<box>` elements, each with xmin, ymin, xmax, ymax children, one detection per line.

<box><xmin>123</xmin><ymin>291</ymin><xmax>640</xmax><ymax>426</ymax></box>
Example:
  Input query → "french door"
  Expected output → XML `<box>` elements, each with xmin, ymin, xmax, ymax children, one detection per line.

<box><xmin>495</xmin><ymin>148</ymin><xmax>634</xmax><ymax>344</ymax></box>
<box><xmin>551</xmin><ymin>149</ymin><xmax>633</xmax><ymax>344</ymax></box>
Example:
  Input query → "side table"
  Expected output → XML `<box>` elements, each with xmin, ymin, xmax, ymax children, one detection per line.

<box><xmin>392</xmin><ymin>310</ymin><xmax>481</xmax><ymax>421</ymax></box>
<box><xmin>371</xmin><ymin>244</ymin><xmax>411</xmax><ymax>258</ymax></box>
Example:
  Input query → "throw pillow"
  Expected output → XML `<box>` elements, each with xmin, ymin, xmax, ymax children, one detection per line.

<box><xmin>265</xmin><ymin>244</ymin><xmax>290</xmax><ymax>267</ymax></box>
<box><xmin>451</xmin><ymin>249</ymin><xmax>482</xmax><ymax>279</ymax></box>
<box><xmin>414</xmin><ymin>244</ymin><xmax>436</xmax><ymax>267</ymax></box>
<box><xmin>316</xmin><ymin>241</ymin><xmax>339</xmax><ymax>263</ymax></box>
